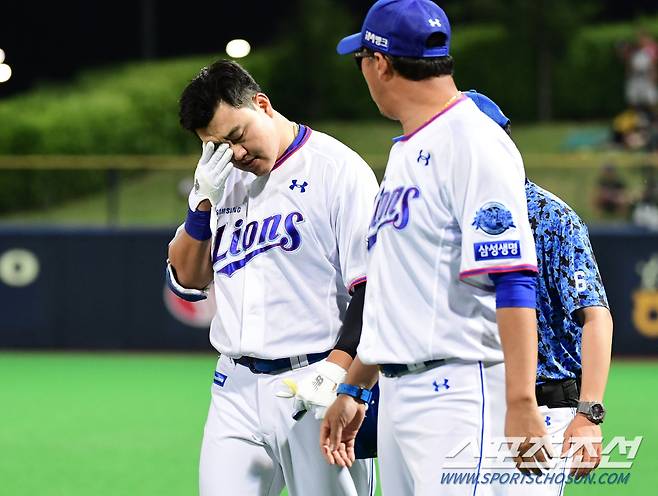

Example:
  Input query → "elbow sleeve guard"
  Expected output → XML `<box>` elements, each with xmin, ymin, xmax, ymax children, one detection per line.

<box><xmin>165</xmin><ymin>263</ymin><xmax>208</xmax><ymax>302</ymax></box>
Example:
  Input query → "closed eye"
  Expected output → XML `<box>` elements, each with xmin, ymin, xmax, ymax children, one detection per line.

<box><xmin>224</xmin><ymin>127</ymin><xmax>246</xmax><ymax>145</ymax></box>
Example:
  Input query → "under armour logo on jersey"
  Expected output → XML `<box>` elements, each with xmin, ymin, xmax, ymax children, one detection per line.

<box><xmin>545</xmin><ymin>416</ymin><xmax>551</xmax><ymax>427</ymax></box>
<box><xmin>194</xmin><ymin>178</ymin><xmax>200</xmax><ymax>192</ymax></box>
<box><xmin>428</xmin><ymin>18</ymin><xmax>442</xmax><ymax>27</ymax></box>
<box><xmin>290</xmin><ymin>179</ymin><xmax>308</xmax><ymax>192</ymax></box>
<box><xmin>417</xmin><ymin>150</ymin><xmax>431</xmax><ymax>166</ymax></box>
<box><xmin>433</xmin><ymin>378</ymin><xmax>450</xmax><ymax>391</ymax></box>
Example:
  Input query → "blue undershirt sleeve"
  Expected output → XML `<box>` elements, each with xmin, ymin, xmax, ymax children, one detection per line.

<box><xmin>489</xmin><ymin>270</ymin><xmax>537</xmax><ymax>309</ymax></box>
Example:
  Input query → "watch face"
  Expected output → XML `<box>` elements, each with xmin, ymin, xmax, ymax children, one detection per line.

<box><xmin>591</xmin><ymin>403</ymin><xmax>605</xmax><ymax>420</ymax></box>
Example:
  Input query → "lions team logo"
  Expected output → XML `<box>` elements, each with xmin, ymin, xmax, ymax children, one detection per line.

<box><xmin>472</xmin><ymin>202</ymin><xmax>516</xmax><ymax>235</ymax></box>
<box><xmin>632</xmin><ymin>254</ymin><xmax>658</xmax><ymax>338</ymax></box>
<box><xmin>212</xmin><ymin>211</ymin><xmax>305</xmax><ymax>277</ymax></box>
<box><xmin>367</xmin><ymin>185</ymin><xmax>421</xmax><ymax>250</ymax></box>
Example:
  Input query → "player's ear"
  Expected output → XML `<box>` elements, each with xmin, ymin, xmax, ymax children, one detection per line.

<box><xmin>374</xmin><ymin>52</ymin><xmax>394</xmax><ymax>81</ymax></box>
<box><xmin>253</xmin><ymin>93</ymin><xmax>274</xmax><ymax>117</ymax></box>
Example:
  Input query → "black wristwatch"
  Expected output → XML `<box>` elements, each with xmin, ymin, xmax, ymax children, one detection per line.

<box><xmin>576</xmin><ymin>401</ymin><xmax>606</xmax><ymax>424</ymax></box>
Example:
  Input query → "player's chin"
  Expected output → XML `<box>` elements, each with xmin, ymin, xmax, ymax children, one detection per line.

<box><xmin>238</xmin><ymin>158</ymin><xmax>274</xmax><ymax>176</ymax></box>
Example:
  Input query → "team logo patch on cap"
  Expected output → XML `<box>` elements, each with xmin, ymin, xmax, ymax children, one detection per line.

<box><xmin>472</xmin><ymin>202</ymin><xmax>516</xmax><ymax>235</ymax></box>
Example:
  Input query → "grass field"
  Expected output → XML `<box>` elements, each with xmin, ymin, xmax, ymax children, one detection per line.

<box><xmin>0</xmin><ymin>352</ymin><xmax>654</xmax><ymax>495</ymax></box>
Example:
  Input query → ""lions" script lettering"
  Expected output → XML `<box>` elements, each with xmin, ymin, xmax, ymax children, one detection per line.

<box><xmin>212</xmin><ymin>212</ymin><xmax>305</xmax><ymax>277</ymax></box>
<box><xmin>367</xmin><ymin>185</ymin><xmax>421</xmax><ymax>250</ymax></box>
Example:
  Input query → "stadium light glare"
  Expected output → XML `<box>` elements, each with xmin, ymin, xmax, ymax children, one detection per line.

<box><xmin>226</xmin><ymin>39</ymin><xmax>251</xmax><ymax>59</ymax></box>
<box><xmin>0</xmin><ymin>63</ymin><xmax>11</xmax><ymax>83</ymax></box>
<box><xmin>0</xmin><ymin>48</ymin><xmax>5</xmax><ymax>64</ymax></box>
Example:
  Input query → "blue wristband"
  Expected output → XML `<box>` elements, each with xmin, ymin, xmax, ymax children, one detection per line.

<box><xmin>336</xmin><ymin>383</ymin><xmax>373</xmax><ymax>404</ymax></box>
<box><xmin>184</xmin><ymin>208</ymin><xmax>212</xmax><ymax>241</ymax></box>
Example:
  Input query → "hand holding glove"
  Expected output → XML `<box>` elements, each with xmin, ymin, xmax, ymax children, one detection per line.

<box><xmin>276</xmin><ymin>361</ymin><xmax>348</xmax><ymax>421</ymax></box>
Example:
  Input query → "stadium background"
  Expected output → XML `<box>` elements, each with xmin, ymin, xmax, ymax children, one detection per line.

<box><xmin>1</xmin><ymin>1</ymin><xmax>657</xmax><ymax>494</ymax></box>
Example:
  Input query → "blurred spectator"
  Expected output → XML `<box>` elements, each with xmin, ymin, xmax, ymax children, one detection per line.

<box><xmin>613</xmin><ymin>31</ymin><xmax>658</xmax><ymax>151</ymax></box>
<box><xmin>632</xmin><ymin>165</ymin><xmax>658</xmax><ymax>230</ymax></box>
<box><xmin>594</xmin><ymin>163</ymin><xmax>630</xmax><ymax>218</ymax></box>
<box><xmin>620</xmin><ymin>30</ymin><xmax>658</xmax><ymax>112</ymax></box>
<box><xmin>611</xmin><ymin>108</ymin><xmax>652</xmax><ymax>150</ymax></box>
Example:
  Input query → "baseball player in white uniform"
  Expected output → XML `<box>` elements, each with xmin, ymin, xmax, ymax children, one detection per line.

<box><xmin>321</xmin><ymin>1</ymin><xmax>553</xmax><ymax>495</ymax></box>
<box><xmin>167</xmin><ymin>59</ymin><xmax>378</xmax><ymax>496</ymax></box>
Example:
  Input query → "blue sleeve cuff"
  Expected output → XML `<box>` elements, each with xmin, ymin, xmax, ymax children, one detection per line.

<box><xmin>490</xmin><ymin>270</ymin><xmax>537</xmax><ymax>309</ymax></box>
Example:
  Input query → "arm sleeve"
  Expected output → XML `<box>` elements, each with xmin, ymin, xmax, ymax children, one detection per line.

<box><xmin>489</xmin><ymin>271</ymin><xmax>536</xmax><ymax>309</ymax></box>
<box><xmin>334</xmin><ymin>282</ymin><xmax>366</xmax><ymax>357</ymax></box>
<box><xmin>448</xmin><ymin>124</ymin><xmax>538</xmax><ymax>283</ymax></box>
<box><xmin>552</xmin><ymin>214</ymin><xmax>609</xmax><ymax>316</ymax></box>
<box><xmin>332</xmin><ymin>152</ymin><xmax>380</xmax><ymax>294</ymax></box>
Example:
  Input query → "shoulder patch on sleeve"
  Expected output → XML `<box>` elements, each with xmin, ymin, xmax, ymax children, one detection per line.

<box><xmin>474</xmin><ymin>240</ymin><xmax>521</xmax><ymax>261</ymax></box>
<box><xmin>472</xmin><ymin>202</ymin><xmax>516</xmax><ymax>235</ymax></box>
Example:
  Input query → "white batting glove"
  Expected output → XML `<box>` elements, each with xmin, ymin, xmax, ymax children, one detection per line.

<box><xmin>188</xmin><ymin>142</ymin><xmax>234</xmax><ymax>211</ymax></box>
<box><xmin>275</xmin><ymin>361</ymin><xmax>347</xmax><ymax>421</ymax></box>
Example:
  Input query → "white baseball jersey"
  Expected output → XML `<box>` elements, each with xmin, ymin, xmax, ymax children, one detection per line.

<box><xmin>358</xmin><ymin>95</ymin><xmax>537</xmax><ymax>365</ymax></box>
<box><xmin>208</xmin><ymin>126</ymin><xmax>379</xmax><ymax>359</ymax></box>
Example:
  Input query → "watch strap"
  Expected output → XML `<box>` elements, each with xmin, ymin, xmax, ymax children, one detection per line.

<box><xmin>577</xmin><ymin>401</ymin><xmax>606</xmax><ymax>424</ymax></box>
<box><xmin>336</xmin><ymin>383</ymin><xmax>372</xmax><ymax>404</ymax></box>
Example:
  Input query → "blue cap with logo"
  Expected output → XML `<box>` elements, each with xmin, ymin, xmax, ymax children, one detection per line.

<box><xmin>464</xmin><ymin>90</ymin><xmax>510</xmax><ymax>128</ymax></box>
<box><xmin>336</xmin><ymin>0</ymin><xmax>451</xmax><ymax>58</ymax></box>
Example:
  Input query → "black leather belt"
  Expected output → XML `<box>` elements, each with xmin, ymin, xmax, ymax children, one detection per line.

<box><xmin>380</xmin><ymin>359</ymin><xmax>446</xmax><ymax>378</ymax></box>
<box><xmin>234</xmin><ymin>351</ymin><xmax>330</xmax><ymax>375</ymax></box>
<box><xmin>535</xmin><ymin>376</ymin><xmax>581</xmax><ymax>408</ymax></box>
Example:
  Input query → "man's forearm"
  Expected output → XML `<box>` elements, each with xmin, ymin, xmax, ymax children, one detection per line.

<box><xmin>326</xmin><ymin>350</ymin><xmax>353</xmax><ymax>370</ymax></box>
<box><xmin>168</xmin><ymin>200</ymin><xmax>213</xmax><ymax>289</ymax></box>
<box><xmin>497</xmin><ymin>307</ymin><xmax>539</xmax><ymax>404</ymax></box>
<box><xmin>168</xmin><ymin>231</ymin><xmax>213</xmax><ymax>290</ymax></box>
<box><xmin>343</xmin><ymin>356</ymin><xmax>379</xmax><ymax>389</ymax></box>
<box><xmin>579</xmin><ymin>306</ymin><xmax>613</xmax><ymax>402</ymax></box>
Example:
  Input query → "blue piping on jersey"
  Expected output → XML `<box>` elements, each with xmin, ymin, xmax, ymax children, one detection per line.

<box><xmin>370</xmin><ymin>457</ymin><xmax>375</xmax><ymax>496</ymax></box>
<box><xmin>272</xmin><ymin>124</ymin><xmax>311</xmax><ymax>171</ymax></box>
<box><xmin>558</xmin><ymin>442</ymin><xmax>569</xmax><ymax>496</ymax></box>
<box><xmin>473</xmin><ymin>361</ymin><xmax>485</xmax><ymax>496</ymax></box>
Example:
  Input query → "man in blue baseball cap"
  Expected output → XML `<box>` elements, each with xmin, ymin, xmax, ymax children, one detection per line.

<box><xmin>321</xmin><ymin>1</ymin><xmax>554</xmax><ymax>493</ymax></box>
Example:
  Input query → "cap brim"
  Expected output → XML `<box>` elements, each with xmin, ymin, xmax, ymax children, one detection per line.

<box><xmin>336</xmin><ymin>33</ymin><xmax>362</xmax><ymax>55</ymax></box>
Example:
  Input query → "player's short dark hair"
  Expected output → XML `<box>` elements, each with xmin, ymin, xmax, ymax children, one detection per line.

<box><xmin>389</xmin><ymin>54</ymin><xmax>454</xmax><ymax>80</ymax></box>
<box><xmin>179</xmin><ymin>59</ymin><xmax>262</xmax><ymax>132</ymax></box>
<box><xmin>364</xmin><ymin>33</ymin><xmax>454</xmax><ymax>81</ymax></box>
